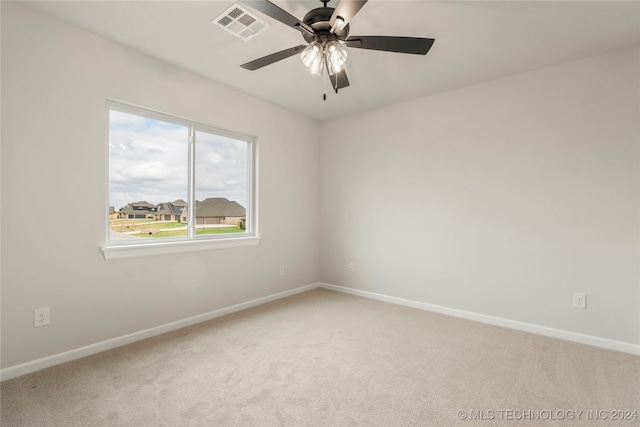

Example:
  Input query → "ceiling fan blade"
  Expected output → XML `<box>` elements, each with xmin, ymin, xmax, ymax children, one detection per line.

<box><xmin>330</xmin><ymin>0</ymin><xmax>368</xmax><ymax>28</ymax></box>
<box><xmin>240</xmin><ymin>45</ymin><xmax>307</xmax><ymax>71</ymax></box>
<box><xmin>345</xmin><ymin>36</ymin><xmax>435</xmax><ymax>55</ymax></box>
<box><xmin>243</xmin><ymin>1</ymin><xmax>313</xmax><ymax>34</ymax></box>
<box><xmin>328</xmin><ymin>69</ymin><xmax>350</xmax><ymax>91</ymax></box>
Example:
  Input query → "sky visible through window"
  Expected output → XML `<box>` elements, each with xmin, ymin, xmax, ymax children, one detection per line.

<box><xmin>109</xmin><ymin>110</ymin><xmax>248</xmax><ymax>211</ymax></box>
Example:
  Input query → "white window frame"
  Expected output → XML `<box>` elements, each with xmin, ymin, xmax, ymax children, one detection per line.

<box><xmin>102</xmin><ymin>100</ymin><xmax>260</xmax><ymax>260</ymax></box>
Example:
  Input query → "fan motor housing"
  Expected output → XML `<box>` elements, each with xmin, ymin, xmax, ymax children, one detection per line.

<box><xmin>301</xmin><ymin>7</ymin><xmax>350</xmax><ymax>43</ymax></box>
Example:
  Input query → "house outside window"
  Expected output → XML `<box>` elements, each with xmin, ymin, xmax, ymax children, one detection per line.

<box><xmin>103</xmin><ymin>101</ymin><xmax>259</xmax><ymax>259</ymax></box>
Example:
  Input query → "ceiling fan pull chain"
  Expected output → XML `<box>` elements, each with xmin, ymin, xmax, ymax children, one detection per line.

<box><xmin>322</xmin><ymin>62</ymin><xmax>327</xmax><ymax>101</ymax></box>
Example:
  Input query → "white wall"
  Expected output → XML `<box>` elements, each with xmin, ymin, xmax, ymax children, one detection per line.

<box><xmin>2</xmin><ymin>1</ymin><xmax>638</xmax><ymax>374</ymax></box>
<box><xmin>320</xmin><ymin>46</ymin><xmax>640</xmax><ymax>346</ymax></box>
<box><xmin>1</xmin><ymin>2</ymin><xmax>320</xmax><ymax>368</ymax></box>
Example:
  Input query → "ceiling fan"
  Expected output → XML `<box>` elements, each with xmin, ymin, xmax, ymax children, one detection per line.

<box><xmin>240</xmin><ymin>0</ymin><xmax>435</xmax><ymax>94</ymax></box>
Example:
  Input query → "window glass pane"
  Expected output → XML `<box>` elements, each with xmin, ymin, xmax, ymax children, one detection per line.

<box><xmin>194</xmin><ymin>130</ymin><xmax>248</xmax><ymax>235</ymax></box>
<box><xmin>106</xmin><ymin>103</ymin><xmax>255</xmax><ymax>252</ymax></box>
<box><xmin>109</xmin><ymin>109</ymin><xmax>189</xmax><ymax>241</ymax></box>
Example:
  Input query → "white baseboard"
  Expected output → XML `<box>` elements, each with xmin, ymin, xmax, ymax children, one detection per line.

<box><xmin>3</xmin><ymin>282</ymin><xmax>637</xmax><ymax>381</ymax></box>
<box><xmin>0</xmin><ymin>283</ymin><xmax>318</xmax><ymax>382</ymax></box>
<box><xmin>318</xmin><ymin>283</ymin><xmax>640</xmax><ymax>356</ymax></box>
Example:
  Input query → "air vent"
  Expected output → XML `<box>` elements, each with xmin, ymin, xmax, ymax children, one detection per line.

<box><xmin>213</xmin><ymin>3</ymin><xmax>269</xmax><ymax>41</ymax></box>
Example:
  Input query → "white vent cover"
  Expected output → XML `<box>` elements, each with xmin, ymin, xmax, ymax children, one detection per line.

<box><xmin>213</xmin><ymin>4</ymin><xmax>269</xmax><ymax>41</ymax></box>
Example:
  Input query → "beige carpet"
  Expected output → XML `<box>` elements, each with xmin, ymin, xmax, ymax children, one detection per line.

<box><xmin>1</xmin><ymin>288</ymin><xmax>639</xmax><ymax>426</ymax></box>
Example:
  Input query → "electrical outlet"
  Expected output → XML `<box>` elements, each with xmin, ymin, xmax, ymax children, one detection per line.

<box><xmin>279</xmin><ymin>265</ymin><xmax>285</xmax><ymax>276</ymax></box>
<box><xmin>573</xmin><ymin>293</ymin><xmax>587</xmax><ymax>309</ymax></box>
<box><xmin>34</xmin><ymin>307</ymin><xmax>50</xmax><ymax>327</ymax></box>
<box><xmin>348</xmin><ymin>262</ymin><xmax>355</xmax><ymax>272</ymax></box>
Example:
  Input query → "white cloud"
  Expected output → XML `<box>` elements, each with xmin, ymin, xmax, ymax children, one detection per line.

<box><xmin>108</xmin><ymin>110</ymin><xmax>248</xmax><ymax>210</ymax></box>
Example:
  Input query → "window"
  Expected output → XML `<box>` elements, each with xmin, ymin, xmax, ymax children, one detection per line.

<box><xmin>103</xmin><ymin>101</ymin><xmax>258</xmax><ymax>259</ymax></box>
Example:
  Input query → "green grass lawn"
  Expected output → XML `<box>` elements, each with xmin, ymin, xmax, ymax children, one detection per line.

<box><xmin>136</xmin><ymin>226</ymin><xmax>243</xmax><ymax>238</ymax></box>
<box><xmin>109</xmin><ymin>219</ymin><xmax>154</xmax><ymax>231</ymax></box>
<box><xmin>110</xmin><ymin>220</ymin><xmax>185</xmax><ymax>232</ymax></box>
<box><xmin>135</xmin><ymin>229</ymin><xmax>187</xmax><ymax>238</ymax></box>
<box><xmin>110</xmin><ymin>219</ymin><xmax>244</xmax><ymax>238</ymax></box>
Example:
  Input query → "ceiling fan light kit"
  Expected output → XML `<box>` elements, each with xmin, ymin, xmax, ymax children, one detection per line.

<box><xmin>301</xmin><ymin>40</ymin><xmax>347</xmax><ymax>76</ymax></box>
<box><xmin>301</xmin><ymin>41</ymin><xmax>325</xmax><ymax>75</ymax></box>
<box><xmin>324</xmin><ymin>40</ymin><xmax>348</xmax><ymax>74</ymax></box>
<box><xmin>240</xmin><ymin>0</ymin><xmax>435</xmax><ymax>95</ymax></box>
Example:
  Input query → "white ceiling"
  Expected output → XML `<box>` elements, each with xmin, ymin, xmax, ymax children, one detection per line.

<box><xmin>21</xmin><ymin>0</ymin><xmax>640</xmax><ymax>121</ymax></box>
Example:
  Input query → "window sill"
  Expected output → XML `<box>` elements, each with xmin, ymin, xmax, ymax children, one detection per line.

<box><xmin>101</xmin><ymin>236</ymin><xmax>262</xmax><ymax>260</ymax></box>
